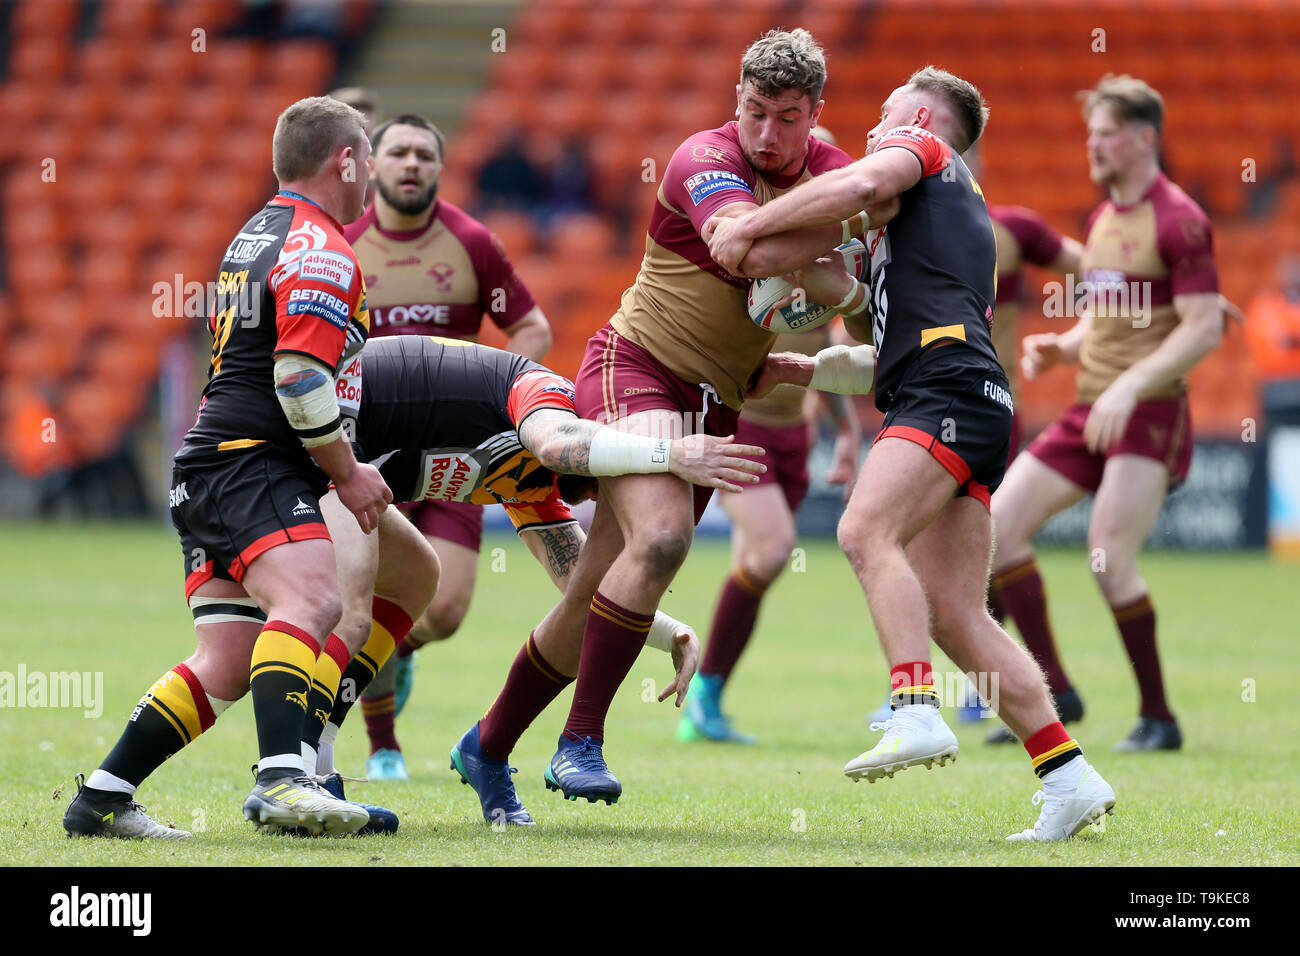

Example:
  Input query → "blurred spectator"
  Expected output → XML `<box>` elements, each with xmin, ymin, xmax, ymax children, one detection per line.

<box><xmin>475</xmin><ymin>131</ymin><xmax>546</xmax><ymax>216</ymax></box>
<box><xmin>1246</xmin><ymin>254</ymin><xmax>1300</xmax><ymax>382</ymax></box>
<box><xmin>330</xmin><ymin>86</ymin><xmax>382</xmax><ymax>136</ymax></box>
<box><xmin>538</xmin><ymin>137</ymin><xmax>597</xmax><ymax>223</ymax></box>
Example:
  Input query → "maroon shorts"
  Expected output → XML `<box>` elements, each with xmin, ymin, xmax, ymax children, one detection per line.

<box><xmin>736</xmin><ymin>418</ymin><xmax>810</xmax><ymax>512</ymax></box>
<box><xmin>576</xmin><ymin>324</ymin><xmax>741</xmax><ymax>524</ymax></box>
<box><xmin>1025</xmin><ymin>395</ymin><xmax>1193</xmax><ymax>491</ymax></box>
<box><xmin>399</xmin><ymin>499</ymin><xmax>484</xmax><ymax>552</ymax></box>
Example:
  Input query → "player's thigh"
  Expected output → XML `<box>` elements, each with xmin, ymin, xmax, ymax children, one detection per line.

<box><xmin>423</xmin><ymin>534</ymin><xmax>479</xmax><ymax>624</ymax></box>
<box><xmin>374</xmin><ymin>505</ymin><xmax>440</xmax><ymax>614</ymax></box>
<box><xmin>990</xmin><ymin>451</ymin><xmax>1088</xmax><ymax>558</ymax></box>
<box><xmin>598</xmin><ymin>407</ymin><xmax>697</xmax><ymax>543</ymax></box>
<box><xmin>1089</xmin><ymin>454</ymin><xmax>1169</xmax><ymax>558</ymax></box>
<box><xmin>722</xmin><ymin>483</ymin><xmax>797</xmax><ymax>575</ymax></box>
<box><xmin>841</xmin><ymin>437</ymin><xmax>958</xmax><ymax>552</ymax></box>
<box><xmin>240</xmin><ymin>537</ymin><xmax>341</xmax><ymax>634</ymax></box>
<box><xmin>322</xmin><ymin>489</ymin><xmax>380</xmax><ymax>646</ymax></box>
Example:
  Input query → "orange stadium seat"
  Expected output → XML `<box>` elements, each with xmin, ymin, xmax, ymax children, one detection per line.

<box><xmin>265</xmin><ymin>41</ymin><xmax>335</xmax><ymax>93</ymax></box>
<box><xmin>550</xmin><ymin>213</ymin><xmax>618</xmax><ymax>262</ymax></box>
<box><xmin>478</xmin><ymin>210</ymin><xmax>539</xmax><ymax>259</ymax></box>
<box><xmin>195</xmin><ymin>42</ymin><xmax>266</xmax><ymax>88</ymax></box>
<box><xmin>141</xmin><ymin>42</ymin><xmax>204</xmax><ymax>87</ymax></box>
<box><xmin>98</xmin><ymin>0</ymin><xmax>163</xmax><ymax>39</ymax></box>
<box><xmin>9</xmin><ymin>37</ymin><xmax>72</xmax><ymax>84</ymax></box>
<box><xmin>12</xmin><ymin>0</ymin><xmax>79</xmax><ymax>41</ymax></box>
<box><xmin>53</xmin><ymin>82</ymin><xmax>117</xmax><ymax>128</ymax></box>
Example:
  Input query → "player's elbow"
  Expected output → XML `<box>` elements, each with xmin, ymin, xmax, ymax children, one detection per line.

<box><xmin>533</xmin><ymin>432</ymin><xmax>570</xmax><ymax>473</ymax></box>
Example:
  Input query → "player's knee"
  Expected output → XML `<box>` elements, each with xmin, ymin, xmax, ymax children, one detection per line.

<box><xmin>412</xmin><ymin>594</ymin><xmax>467</xmax><ymax>643</ymax></box>
<box><xmin>746</xmin><ymin>536</ymin><xmax>795</xmax><ymax>584</ymax></box>
<box><xmin>630</xmin><ymin>524</ymin><xmax>693</xmax><ymax>580</ymax></box>
<box><xmin>183</xmin><ymin>645</ymin><xmax>250</xmax><ymax>702</ymax></box>
<box><xmin>837</xmin><ymin>513</ymin><xmax>880</xmax><ymax>570</ymax></box>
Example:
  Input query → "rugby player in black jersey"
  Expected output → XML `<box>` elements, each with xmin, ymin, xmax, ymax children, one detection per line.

<box><xmin>306</xmin><ymin>335</ymin><xmax>766</xmax><ymax>827</ymax></box>
<box><xmin>707</xmin><ymin>67</ymin><xmax>1116</xmax><ymax>841</ymax></box>
<box><xmin>64</xmin><ymin>97</ymin><xmax>393</xmax><ymax>839</ymax></box>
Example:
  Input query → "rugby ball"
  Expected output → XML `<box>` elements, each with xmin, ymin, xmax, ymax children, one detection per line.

<box><xmin>747</xmin><ymin>238</ymin><xmax>868</xmax><ymax>334</ymax></box>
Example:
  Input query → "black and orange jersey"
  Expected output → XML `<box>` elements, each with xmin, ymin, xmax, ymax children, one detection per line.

<box><xmin>178</xmin><ymin>191</ymin><xmax>369</xmax><ymax>464</ymax></box>
<box><xmin>349</xmin><ymin>335</ymin><xmax>577</xmax><ymax>533</ymax></box>
<box><xmin>864</xmin><ymin>126</ymin><xmax>1001</xmax><ymax>411</ymax></box>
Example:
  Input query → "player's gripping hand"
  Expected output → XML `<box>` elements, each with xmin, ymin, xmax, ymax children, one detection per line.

<box><xmin>825</xmin><ymin>432</ymin><xmax>860</xmax><ymax>502</ymax></box>
<box><xmin>704</xmin><ymin>214</ymin><xmax>756</xmax><ymax>275</ymax></box>
<box><xmin>660</xmin><ymin>623</ymin><xmax>700</xmax><ymax>707</ymax></box>
<box><xmin>334</xmin><ymin>462</ymin><xmax>393</xmax><ymax>534</ymax></box>
<box><xmin>1083</xmin><ymin>379</ymin><xmax>1139</xmax><ymax>454</ymax></box>
<box><xmin>669</xmin><ymin>433</ymin><xmax>766</xmax><ymax>493</ymax></box>
<box><xmin>1021</xmin><ymin>332</ymin><xmax>1065</xmax><ymax>381</ymax></box>
<box><xmin>865</xmin><ymin>196</ymin><xmax>901</xmax><ymax>229</ymax></box>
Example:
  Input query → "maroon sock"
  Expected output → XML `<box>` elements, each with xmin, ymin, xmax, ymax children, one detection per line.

<box><xmin>986</xmin><ymin>576</ymin><xmax>1006</xmax><ymax>625</ymax></box>
<box><xmin>479</xmin><ymin>632</ymin><xmax>573</xmax><ymax>760</ymax></box>
<box><xmin>362</xmin><ymin>692</ymin><xmax>400</xmax><ymax>754</ymax></box>
<box><xmin>394</xmin><ymin>635</ymin><xmax>418</xmax><ymax>660</ymax></box>
<box><xmin>563</xmin><ymin>590</ymin><xmax>654</xmax><ymax>742</ymax></box>
<box><xmin>993</xmin><ymin>558</ymin><xmax>1074</xmax><ymax>696</ymax></box>
<box><xmin>700</xmin><ymin>568</ymin><xmax>768</xmax><ymax>680</ymax></box>
<box><xmin>1112</xmin><ymin>593</ymin><xmax>1174</xmax><ymax>721</ymax></box>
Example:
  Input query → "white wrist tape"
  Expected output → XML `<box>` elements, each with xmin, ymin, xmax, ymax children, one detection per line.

<box><xmin>646</xmin><ymin>610</ymin><xmax>685</xmax><ymax>654</ymax></box>
<box><xmin>808</xmin><ymin>344</ymin><xmax>876</xmax><ymax>395</ymax></box>
<box><xmin>274</xmin><ymin>354</ymin><xmax>342</xmax><ymax>448</ymax></box>
<box><xmin>587</xmin><ymin>428</ymin><xmax>672</xmax><ymax>476</ymax></box>
<box><xmin>833</xmin><ymin>280</ymin><xmax>861</xmax><ymax>311</ymax></box>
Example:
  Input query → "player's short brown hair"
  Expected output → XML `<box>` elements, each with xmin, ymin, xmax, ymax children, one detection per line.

<box><xmin>1081</xmin><ymin>74</ymin><xmax>1164</xmax><ymax>134</ymax></box>
<box><xmin>272</xmin><ymin>96</ymin><xmax>368</xmax><ymax>182</ymax></box>
<box><xmin>907</xmin><ymin>66</ymin><xmax>988</xmax><ymax>152</ymax></box>
<box><xmin>740</xmin><ymin>28</ymin><xmax>827</xmax><ymax>104</ymax></box>
<box><xmin>371</xmin><ymin>113</ymin><xmax>446</xmax><ymax>160</ymax></box>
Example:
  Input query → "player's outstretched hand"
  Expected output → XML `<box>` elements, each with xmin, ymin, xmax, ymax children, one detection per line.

<box><xmin>669</xmin><ymin>433</ymin><xmax>766</xmax><ymax>493</ymax></box>
<box><xmin>704</xmin><ymin>215</ymin><xmax>755</xmax><ymax>275</ymax></box>
<box><xmin>1021</xmin><ymin>332</ymin><xmax>1063</xmax><ymax>381</ymax></box>
<box><xmin>1083</xmin><ymin>380</ymin><xmax>1138</xmax><ymax>454</ymax></box>
<box><xmin>659</xmin><ymin>622</ymin><xmax>700</xmax><ymax>707</ymax></box>
<box><xmin>335</xmin><ymin>462</ymin><xmax>392</xmax><ymax>534</ymax></box>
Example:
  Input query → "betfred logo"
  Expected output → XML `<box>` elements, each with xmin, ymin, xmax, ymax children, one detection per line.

<box><xmin>417</xmin><ymin>451</ymin><xmax>483</xmax><ymax>502</ymax></box>
<box><xmin>298</xmin><ymin>250</ymin><xmax>355</xmax><ymax>291</ymax></box>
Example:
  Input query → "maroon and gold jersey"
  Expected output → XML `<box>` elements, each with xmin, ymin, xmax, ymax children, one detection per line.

<box><xmin>344</xmin><ymin>199</ymin><xmax>535</xmax><ymax>340</ymax></box>
<box><xmin>740</xmin><ymin>330</ymin><xmax>823</xmax><ymax>427</ymax></box>
<box><xmin>989</xmin><ymin>204</ymin><xmax>1066</xmax><ymax>393</ymax></box>
<box><xmin>179</xmin><ymin>192</ymin><xmax>369</xmax><ymax>465</ymax></box>
<box><xmin>865</xmin><ymin>126</ymin><xmax>1001</xmax><ymax>411</ymax></box>
<box><xmin>349</xmin><ymin>335</ymin><xmax>575</xmax><ymax>533</ymax></box>
<box><xmin>1076</xmin><ymin>173</ymin><xmax>1218</xmax><ymax>403</ymax></box>
<box><xmin>610</xmin><ymin>124</ymin><xmax>853</xmax><ymax>409</ymax></box>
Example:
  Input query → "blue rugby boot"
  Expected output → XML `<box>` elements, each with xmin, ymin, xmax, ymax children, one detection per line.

<box><xmin>544</xmin><ymin>733</ymin><xmax>621</xmax><ymax>805</ymax></box>
<box><xmin>449</xmin><ymin>723</ymin><xmax>535</xmax><ymax>827</ymax></box>
<box><xmin>319</xmin><ymin>772</ymin><xmax>398</xmax><ymax>835</ymax></box>
<box><xmin>676</xmin><ymin>673</ymin><xmax>756</xmax><ymax>744</ymax></box>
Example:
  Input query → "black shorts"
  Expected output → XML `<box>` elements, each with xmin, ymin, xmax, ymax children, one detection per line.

<box><xmin>170</xmin><ymin>446</ymin><xmax>332</xmax><ymax>599</ymax></box>
<box><xmin>873</xmin><ymin>344</ymin><xmax>1013</xmax><ymax>508</ymax></box>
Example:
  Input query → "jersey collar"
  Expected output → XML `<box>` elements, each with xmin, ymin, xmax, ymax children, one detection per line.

<box><xmin>370</xmin><ymin>199</ymin><xmax>441</xmax><ymax>242</ymax></box>
<box><xmin>273</xmin><ymin>190</ymin><xmax>343</xmax><ymax>233</ymax></box>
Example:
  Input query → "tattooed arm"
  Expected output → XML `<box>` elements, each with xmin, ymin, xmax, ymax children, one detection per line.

<box><xmin>516</xmin><ymin>408</ymin><xmax>766</xmax><ymax>491</ymax></box>
<box><xmin>521</xmin><ymin>521</ymin><xmax>587</xmax><ymax>592</ymax></box>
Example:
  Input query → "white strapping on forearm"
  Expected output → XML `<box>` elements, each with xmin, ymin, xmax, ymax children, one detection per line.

<box><xmin>273</xmin><ymin>354</ymin><xmax>341</xmax><ymax>448</ymax></box>
<box><xmin>809</xmin><ymin>344</ymin><xmax>875</xmax><ymax>394</ymax></box>
<box><xmin>587</xmin><ymin>428</ymin><xmax>672</xmax><ymax>476</ymax></box>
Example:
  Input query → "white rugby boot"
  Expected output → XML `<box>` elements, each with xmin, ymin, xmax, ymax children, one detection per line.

<box><xmin>843</xmin><ymin>704</ymin><xmax>959</xmax><ymax>783</ymax></box>
<box><xmin>243</xmin><ymin>773</ymin><xmax>370</xmax><ymax>836</ymax></box>
<box><xmin>1006</xmin><ymin>759</ymin><xmax>1116</xmax><ymax>841</ymax></box>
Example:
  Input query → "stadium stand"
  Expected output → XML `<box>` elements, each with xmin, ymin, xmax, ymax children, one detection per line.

<box><xmin>3</xmin><ymin>0</ymin><xmax>1293</xmax><ymax>492</ymax></box>
<box><xmin>0</xmin><ymin>0</ymin><xmax>375</xmax><ymax>487</ymax></box>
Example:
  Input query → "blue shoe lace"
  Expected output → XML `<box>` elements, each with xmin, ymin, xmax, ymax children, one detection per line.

<box><xmin>568</xmin><ymin>737</ymin><xmax>609</xmax><ymax>774</ymax></box>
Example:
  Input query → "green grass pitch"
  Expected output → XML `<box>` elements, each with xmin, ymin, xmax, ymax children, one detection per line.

<box><xmin>2</xmin><ymin>521</ymin><xmax>1297</xmax><ymax>866</ymax></box>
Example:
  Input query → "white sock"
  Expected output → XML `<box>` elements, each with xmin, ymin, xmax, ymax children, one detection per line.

<box><xmin>1042</xmin><ymin>753</ymin><xmax>1087</xmax><ymax>789</ymax></box>
<box><xmin>316</xmin><ymin>723</ymin><xmax>340</xmax><ymax>776</ymax></box>
<box><xmin>258</xmin><ymin>754</ymin><xmax>304</xmax><ymax>776</ymax></box>
<box><xmin>207</xmin><ymin>695</ymin><xmax>235</xmax><ymax>719</ymax></box>
<box><xmin>301</xmin><ymin>743</ymin><xmax>318</xmax><ymax>777</ymax></box>
<box><xmin>86</xmin><ymin>769</ymin><xmax>135</xmax><ymax>796</ymax></box>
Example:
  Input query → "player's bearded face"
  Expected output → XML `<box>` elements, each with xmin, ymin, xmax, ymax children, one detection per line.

<box><xmin>735</xmin><ymin>82</ymin><xmax>822</xmax><ymax>176</ymax></box>
<box><xmin>373</xmin><ymin>127</ymin><xmax>443</xmax><ymax>215</ymax></box>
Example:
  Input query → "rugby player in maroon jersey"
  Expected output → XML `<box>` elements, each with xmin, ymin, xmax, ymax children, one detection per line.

<box><xmin>987</xmin><ymin>76</ymin><xmax>1223</xmax><ymax>754</ymax></box>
